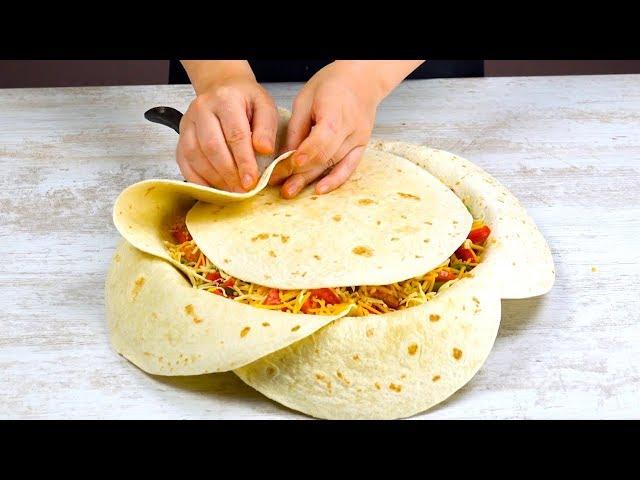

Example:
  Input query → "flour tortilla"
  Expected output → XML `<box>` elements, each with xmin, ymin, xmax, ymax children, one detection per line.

<box><xmin>112</xmin><ymin>108</ymin><xmax>294</xmax><ymax>280</ymax></box>
<box><xmin>370</xmin><ymin>141</ymin><xmax>555</xmax><ymax>299</ymax></box>
<box><xmin>235</xmin><ymin>273</ymin><xmax>500</xmax><ymax>419</ymax></box>
<box><xmin>233</xmin><ymin>140</ymin><xmax>554</xmax><ymax>419</ymax></box>
<box><xmin>187</xmin><ymin>148</ymin><xmax>472</xmax><ymax>289</ymax></box>
<box><xmin>106</xmin><ymin>241</ymin><xmax>353</xmax><ymax>375</ymax></box>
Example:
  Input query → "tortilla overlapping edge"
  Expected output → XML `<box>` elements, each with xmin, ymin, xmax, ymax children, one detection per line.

<box><xmin>232</xmin><ymin>140</ymin><xmax>554</xmax><ymax>419</ymax></box>
<box><xmin>371</xmin><ymin>140</ymin><xmax>555</xmax><ymax>299</ymax></box>
<box><xmin>105</xmin><ymin>241</ymin><xmax>353</xmax><ymax>375</ymax></box>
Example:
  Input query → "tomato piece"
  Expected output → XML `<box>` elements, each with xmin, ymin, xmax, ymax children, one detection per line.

<box><xmin>455</xmin><ymin>246</ymin><xmax>477</xmax><ymax>262</ymax></box>
<box><xmin>301</xmin><ymin>288</ymin><xmax>340</xmax><ymax>314</ymax></box>
<box><xmin>301</xmin><ymin>297</ymin><xmax>314</xmax><ymax>314</ymax></box>
<box><xmin>310</xmin><ymin>288</ymin><xmax>341</xmax><ymax>305</ymax></box>
<box><xmin>264</xmin><ymin>288</ymin><xmax>281</xmax><ymax>305</ymax></box>
<box><xmin>467</xmin><ymin>225</ymin><xmax>491</xmax><ymax>245</ymax></box>
<box><xmin>206</xmin><ymin>271</ymin><xmax>221</xmax><ymax>282</ymax></box>
<box><xmin>436</xmin><ymin>270</ymin><xmax>458</xmax><ymax>282</ymax></box>
<box><xmin>222</xmin><ymin>277</ymin><xmax>236</xmax><ymax>288</ymax></box>
<box><xmin>182</xmin><ymin>246</ymin><xmax>199</xmax><ymax>263</ymax></box>
<box><xmin>170</xmin><ymin>222</ymin><xmax>192</xmax><ymax>244</ymax></box>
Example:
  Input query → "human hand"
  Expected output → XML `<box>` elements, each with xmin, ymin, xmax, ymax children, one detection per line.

<box><xmin>269</xmin><ymin>60</ymin><xmax>424</xmax><ymax>198</ymax></box>
<box><xmin>177</xmin><ymin>60</ymin><xmax>278</xmax><ymax>192</ymax></box>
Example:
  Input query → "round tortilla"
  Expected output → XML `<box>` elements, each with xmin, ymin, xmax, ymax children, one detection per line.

<box><xmin>106</xmin><ymin>241</ymin><xmax>353</xmax><ymax>375</ymax></box>
<box><xmin>186</xmin><ymin>148</ymin><xmax>472</xmax><ymax>289</ymax></box>
<box><xmin>234</xmin><ymin>273</ymin><xmax>500</xmax><ymax>419</ymax></box>
<box><xmin>232</xmin><ymin>140</ymin><xmax>554</xmax><ymax>419</ymax></box>
<box><xmin>370</xmin><ymin>141</ymin><xmax>555</xmax><ymax>299</ymax></box>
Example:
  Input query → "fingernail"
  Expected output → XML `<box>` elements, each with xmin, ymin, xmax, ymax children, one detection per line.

<box><xmin>294</xmin><ymin>154</ymin><xmax>307</xmax><ymax>167</ymax></box>
<box><xmin>242</xmin><ymin>174</ymin><xmax>254</xmax><ymax>190</ymax></box>
<box><xmin>261</xmin><ymin>137</ymin><xmax>275</xmax><ymax>153</ymax></box>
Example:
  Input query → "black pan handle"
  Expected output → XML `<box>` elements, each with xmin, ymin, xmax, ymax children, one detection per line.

<box><xmin>144</xmin><ymin>106</ymin><xmax>183</xmax><ymax>133</ymax></box>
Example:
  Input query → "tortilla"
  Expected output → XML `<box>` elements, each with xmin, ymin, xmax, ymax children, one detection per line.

<box><xmin>370</xmin><ymin>141</ymin><xmax>555</xmax><ymax>299</ymax></box>
<box><xmin>186</xmin><ymin>148</ymin><xmax>472</xmax><ymax>289</ymax></box>
<box><xmin>112</xmin><ymin>108</ymin><xmax>294</xmax><ymax>282</ymax></box>
<box><xmin>235</xmin><ymin>273</ymin><xmax>500</xmax><ymax>419</ymax></box>
<box><xmin>232</xmin><ymin>140</ymin><xmax>554</xmax><ymax>419</ymax></box>
<box><xmin>106</xmin><ymin>241</ymin><xmax>353</xmax><ymax>375</ymax></box>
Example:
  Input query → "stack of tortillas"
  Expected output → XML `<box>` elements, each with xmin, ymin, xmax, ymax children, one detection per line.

<box><xmin>106</xmin><ymin>109</ymin><xmax>554</xmax><ymax>419</ymax></box>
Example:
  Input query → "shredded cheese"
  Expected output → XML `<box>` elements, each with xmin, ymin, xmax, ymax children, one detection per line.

<box><xmin>165</xmin><ymin>219</ymin><xmax>490</xmax><ymax>316</ymax></box>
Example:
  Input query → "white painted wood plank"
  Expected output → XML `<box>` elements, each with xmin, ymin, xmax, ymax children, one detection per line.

<box><xmin>1</xmin><ymin>75</ymin><xmax>638</xmax><ymax>419</ymax></box>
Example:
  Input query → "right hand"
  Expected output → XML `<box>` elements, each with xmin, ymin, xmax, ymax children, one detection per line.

<box><xmin>177</xmin><ymin>71</ymin><xmax>279</xmax><ymax>192</ymax></box>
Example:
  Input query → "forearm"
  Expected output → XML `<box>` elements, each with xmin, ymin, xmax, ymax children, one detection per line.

<box><xmin>332</xmin><ymin>60</ymin><xmax>425</xmax><ymax>102</ymax></box>
<box><xmin>180</xmin><ymin>60</ymin><xmax>255</xmax><ymax>94</ymax></box>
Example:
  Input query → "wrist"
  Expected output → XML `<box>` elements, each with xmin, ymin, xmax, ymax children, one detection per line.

<box><xmin>333</xmin><ymin>60</ymin><xmax>424</xmax><ymax>103</ymax></box>
<box><xmin>181</xmin><ymin>60</ymin><xmax>256</xmax><ymax>95</ymax></box>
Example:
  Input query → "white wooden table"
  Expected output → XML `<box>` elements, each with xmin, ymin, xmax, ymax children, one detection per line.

<box><xmin>1</xmin><ymin>75</ymin><xmax>639</xmax><ymax>419</ymax></box>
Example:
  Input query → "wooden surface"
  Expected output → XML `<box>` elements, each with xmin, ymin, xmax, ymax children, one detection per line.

<box><xmin>1</xmin><ymin>75</ymin><xmax>638</xmax><ymax>419</ymax></box>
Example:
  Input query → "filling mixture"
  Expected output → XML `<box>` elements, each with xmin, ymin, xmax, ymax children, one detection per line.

<box><xmin>166</xmin><ymin>219</ymin><xmax>491</xmax><ymax>316</ymax></box>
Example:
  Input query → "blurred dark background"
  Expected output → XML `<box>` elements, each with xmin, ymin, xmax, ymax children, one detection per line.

<box><xmin>1</xmin><ymin>60</ymin><xmax>640</xmax><ymax>88</ymax></box>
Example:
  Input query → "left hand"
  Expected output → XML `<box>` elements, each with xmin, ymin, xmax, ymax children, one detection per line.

<box><xmin>269</xmin><ymin>61</ymin><xmax>384</xmax><ymax>198</ymax></box>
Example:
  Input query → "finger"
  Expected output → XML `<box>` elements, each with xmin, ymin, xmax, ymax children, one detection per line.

<box><xmin>268</xmin><ymin>153</ymin><xmax>296</xmax><ymax>186</ymax></box>
<box><xmin>280</xmin><ymin>165</ymin><xmax>327</xmax><ymax>199</ymax></box>
<box><xmin>269</xmin><ymin>125</ymin><xmax>349</xmax><ymax>187</ymax></box>
<box><xmin>251</xmin><ymin>93</ymin><xmax>279</xmax><ymax>155</ymax></box>
<box><xmin>331</xmin><ymin>133</ymin><xmax>359</xmax><ymax>167</ymax></box>
<box><xmin>315</xmin><ymin>145</ymin><xmax>365</xmax><ymax>195</ymax></box>
<box><xmin>215</xmin><ymin>100</ymin><xmax>260</xmax><ymax>190</ymax></box>
<box><xmin>269</xmin><ymin>96</ymin><xmax>314</xmax><ymax>185</ymax></box>
<box><xmin>177</xmin><ymin>154</ymin><xmax>209</xmax><ymax>186</ymax></box>
<box><xmin>178</xmin><ymin>122</ymin><xmax>228</xmax><ymax>189</ymax></box>
<box><xmin>193</xmin><ymin>110</ymin><xmax>244</xmax><ymax>193</ymax></box>
<box><xmin>283</xmin><ymin>96</ymin><xmax>313</xmax><ymax>153</ymax></box>
<box><xmin>291</xmin><ymin>112</ymin><xmax>347</xmax><ymax>172</ymax></box>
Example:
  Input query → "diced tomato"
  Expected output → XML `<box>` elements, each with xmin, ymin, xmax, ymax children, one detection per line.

<box><xmin>436</xmin><ymin>270</ymin><xmax>458</xmax><ymax>282</ymax></box>
<box><xmin>182</xmin><ymin>246</ymin><xmax>199</xmax><ymax>262</ymax></box>
<box><xmin>467</xmin><ymin>225</ymin><xmax>491</xmax><ymax>245</ymax></box>
<box><xmin>455</xmin><ymin>246</ymin><xmax>477</xmax><ymax>263</ymax></box>
<box><xmin>206</xmin><ymin>271</ymin><xmax>221</xmax><ymax>282</ymax></box>
<box><xmin>301</xmin><ymin>288</ymin><xmax>340</xmax><ymax>314</ymax></box>
<box><xmin>310</xmin><ymin>288</ymin><xmax>341</xmax><ymax>305</ymax></box>
<box><xmin>222</xmin><ymin>277</ymin><xmax>236</xmax><ymax>288</ymax></box>
<box><xmin>301</xmin><ymin>297</ymin><xmax>314</xmax><ymax>314</ymax></box>
<box><xmin>264</xmin><ymin>288</ymin><xmax>281</xmax><ymax>305</ymax></box>
<box><xmin>212</xmin><ymin>289</ymin><xmax>224</xmax><ymax>296</ymax></box>
<box><xmin>170</xmin><ymin>222</ymin><xmax>192</xmax><ymax>244</ymax></box>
